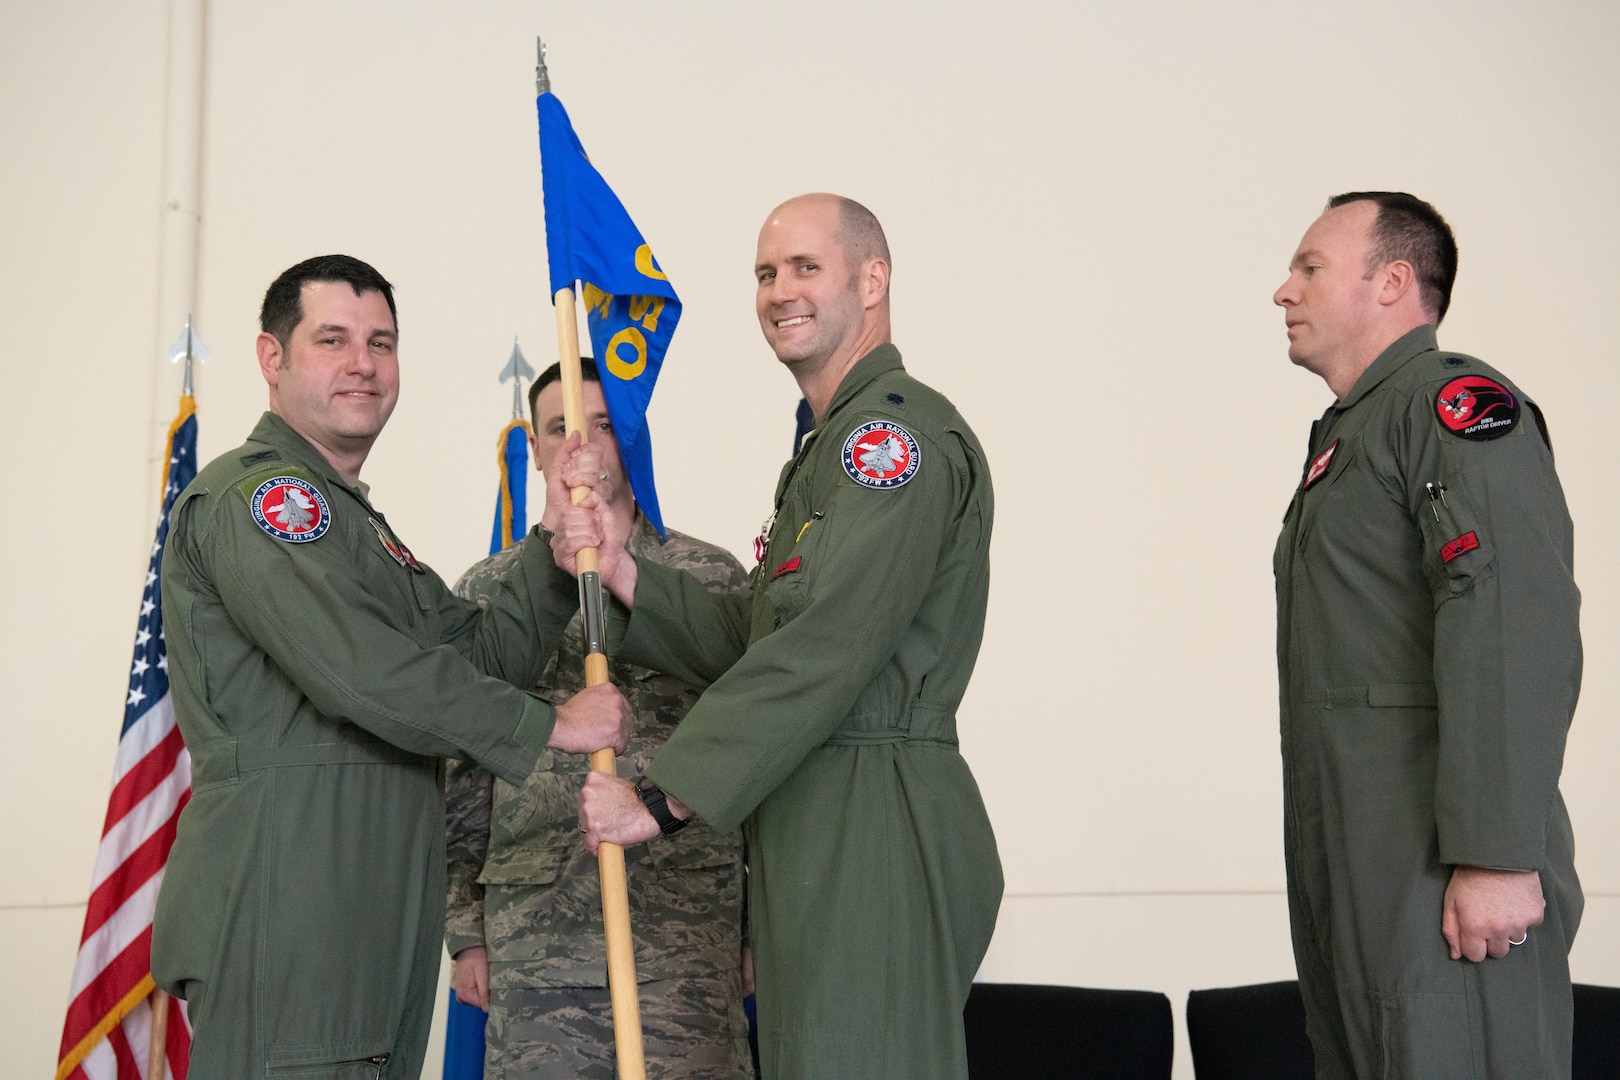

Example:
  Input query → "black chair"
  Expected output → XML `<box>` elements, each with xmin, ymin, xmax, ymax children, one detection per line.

<box><xmin>1186</xmin><ymin>979</ymin><xmax>1619</xmax><ymax>1079</ymax></box>
<box><xmin>964</xmin><ymin>981</ymin><xmax>1173</xmax><ymax>1079</ymax></box>
<box><xmin>1185</xmin><ymin>980</ymin><xmax>1314</xmax><ymax>1079</ymax></box>
<box><xmin>1574</xmin><ymin>983</ymin><xmax>1620</xmax><ymax>1080</ymax></box>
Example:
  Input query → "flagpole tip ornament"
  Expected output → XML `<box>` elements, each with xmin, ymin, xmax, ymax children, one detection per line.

<box><xmin>167</xmin><ymin>316</ymin><xmax>211</xmax><ymax>397</ymax></box>
<box><xmin>536</xmin><ymin>37</ymin><xmax>550</xmax><ymax>95</ymax></box>
<box><xmin>500</xmin><ymin>337</ymin><xmax>537</xmax><ymax>419</ymax></box>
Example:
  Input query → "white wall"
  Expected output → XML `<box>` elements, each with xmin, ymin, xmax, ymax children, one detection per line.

<box><xmin>4</xmin><ymin>2</ymin><xmax>1616</xmax><ymax>1076</ymax></box>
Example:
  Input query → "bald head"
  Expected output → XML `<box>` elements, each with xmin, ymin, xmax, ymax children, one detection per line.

<box><xmin>768</xmin><ymin>193</ymin><xmax>892</xmax><ymax>279</ymax></box>
<box><xmin>754</xmin><ymin>193</ymin><xmax>894</xmax><ymax>414</ymax></box>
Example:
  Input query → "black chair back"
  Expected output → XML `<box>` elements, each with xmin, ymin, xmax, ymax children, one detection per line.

<box><xmin>1185</xmin><ymin>980</ymin><xmax>1314</xmax><ymax>1079</ymax></box>
<box><xmin>964</xmin><ymin>981</ymin><xmax>1173</xmax><ymax>1079</ymax></box>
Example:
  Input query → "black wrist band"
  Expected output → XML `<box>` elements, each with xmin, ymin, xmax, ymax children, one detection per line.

<box><xmin>634</xmin><ymin>776</ymin><xmax>688</xmax><ymax>835</ymax></box>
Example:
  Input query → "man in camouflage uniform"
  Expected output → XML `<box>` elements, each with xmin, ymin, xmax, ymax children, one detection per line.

<box><xmin>446</xmin><ymin>358</ymin><xmax>754</xmax><ymax>1079</ymax></box>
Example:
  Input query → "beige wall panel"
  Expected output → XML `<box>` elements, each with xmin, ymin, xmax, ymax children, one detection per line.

<box><xmin>4</xmin><ymin>1</ymin><xmax>1615</xmax><ymax>1076</ymax></box>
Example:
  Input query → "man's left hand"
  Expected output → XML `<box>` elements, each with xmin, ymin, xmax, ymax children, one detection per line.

<box><xmin>1442</xmin><ymin>865</ymin><xmax>1545</xmax><ymax>961</ymax></box>
<box><xmin>577</xmin><ymin>772</ymin><xmax>660</xmax><ymax>854</ymax></box>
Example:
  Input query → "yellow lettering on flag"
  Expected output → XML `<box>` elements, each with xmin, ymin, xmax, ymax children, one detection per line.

<box><xmin>629</xmin><ymin>295</ymin><xmax>665</xmax><ymax>333</ymax></box>
<box><xmin>634</xmin><ymin>245</ymin><xmax>668</xmax><ymax>282</ymax></box>
<box><xmin>583</xmin><ymin>283</ymin><xmax>614</xmax><ymax>319</ymax></box>
<box><xmin>606</xmin><ymin>327</ymin><xmax>648</xmax><ymax>380</ymax></box>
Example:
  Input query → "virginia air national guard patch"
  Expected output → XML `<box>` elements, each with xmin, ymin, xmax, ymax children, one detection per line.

<box><xmin>843</xmin><ymin>421</ymin><xmax>920</xmax><ymax>489</ymax></box>
<box><xmin>1435</xmin><ymin>376</ymin><xmax>1519</xmax><ymax>441</ymax></box>
<box><xmin>251</xmin><ymin>476</ymin><xmax>330</xmax><ymax>542</ymax></box>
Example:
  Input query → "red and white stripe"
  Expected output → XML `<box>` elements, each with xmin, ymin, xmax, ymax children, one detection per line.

<box><xmin>57</xmin><ymin>701</ymin><xmax>192</xmax><ymax>1080</ymax></box>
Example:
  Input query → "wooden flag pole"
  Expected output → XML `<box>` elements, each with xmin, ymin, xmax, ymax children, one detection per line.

<box><xmin>147</xmin><ymin>987</ymin><xmax>169</xmax><ymax>1078</ymax></box>
<box><xmin>555</xmin><ymin>286</ymin><xmax>647</xmax><ymax>1080</ymax></box>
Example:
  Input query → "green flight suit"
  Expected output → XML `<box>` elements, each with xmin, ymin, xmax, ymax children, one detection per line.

<box><xmin>153</xmin><ymin>412</ymin><xmax>575</xmax><ymax>1079</ymax></box>
<box><xmin>1274</xmin><ymin>326</ymin><xmax>1582</xmax><ymax>1079</ymax></box>
<box><xmin>445</xmin><ymin>514</ymin><xmax>753</xmax><ymax>1079</ymax></box>
<box><xmin>616</xmin><ymin>345</ymin><xmax>1004</xmax><ymax>1080</ymax></box>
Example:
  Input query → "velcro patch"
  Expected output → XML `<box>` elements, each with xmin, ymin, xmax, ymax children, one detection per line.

<box><xmin>772</xmin><ymin>556</ymin><xmax>802</xmax><ymax>580</ymax></box>
<box><xmin>1435</xmin><ymin>376</ymin><xmax>1518</xmax><ymax>441</ymax></box>
<box><xmin>1302</xmin><ymin>439</ymin><xmax>1340</xmax><ymax>491</ymax></box>
<box><xmin>842</xmin><ymin>421</ymin><xmax>920</xmax><ymax>489</ymax></box>
<box><xmin>1441</xmin><ymin>531</ymin><xmax>1481</xmax><ymax>564</ymax></box>
<box><xmin>251</xmin><ymin>476</ymin><xmax>330</xmax><ymax>543</ymax></box>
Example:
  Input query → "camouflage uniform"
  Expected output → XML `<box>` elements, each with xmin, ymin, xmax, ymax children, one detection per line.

<box><xmin>446</xmin><ymin>513</ymin><xmax>752</xmax><ymax>1080</ymax></box>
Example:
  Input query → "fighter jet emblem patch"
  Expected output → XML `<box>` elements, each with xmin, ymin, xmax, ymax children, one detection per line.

<box><xmin>369</xmin><ymin>516</ymin><xmax>424</xmax><ymax>572</ymax></box>
<box><xmin>842</xmin><ymin>421</ymin><xmax>920</xmax><ymax>489</ymax></box>
<box><xmin>1435</xmin><ymin>376</ymin><xmax>1519</xmax><ymax>441</ymax></box>
<box><xmin>1302</xmin><ymin>439</ymin><xmax>1340</xmax><ymax>491</ymax></box>
<box><xmin>251</xmin><ymin>477</ymin><xmax>330</xmax><ymax>543</ymax></box>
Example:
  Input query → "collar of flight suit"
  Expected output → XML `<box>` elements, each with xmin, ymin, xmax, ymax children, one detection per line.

<box><xmin>1337</xmin><ymin>323</ymin><xmax>1441</xmax><ymax>409</ymax></box>
<box><xmin>818</xmin><ymin>343</ymin><xmax>906</xmax><ymax>429</ymax></box>
<box><xmin>248</xmin><ymin>410</ymin><xmax>373</xmax><ymax>502</ymax></box>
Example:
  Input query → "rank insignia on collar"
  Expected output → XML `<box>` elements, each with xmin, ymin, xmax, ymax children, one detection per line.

<box><xmin>1435</xmin><ymin>376</ymin><xmax>1518</xmax><ymax>441</ymax></box>
<box><xmin>1302</xmin><ymin>439</ymin><xmax>1339</xmax><ymax>491</ymax></box>
<box><xmin>369</xmin><ymin>516</ymin><xmax>424</xmax><ymax>572</ymax></box>
<box><xmin>251</xmin><ymin>477</ymin><xmax>330</xmax><ymax>543</ymax></box>
<box><xmin>843</xmin><ymin>421</ymin><xmax>920</xmax><ymax>489</ymax></box>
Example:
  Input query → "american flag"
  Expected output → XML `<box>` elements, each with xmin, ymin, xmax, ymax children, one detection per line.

<box><xmin>57</xmin><ymin>398</ymin><xmax>197</xmax><ymax>1080</ymax></box>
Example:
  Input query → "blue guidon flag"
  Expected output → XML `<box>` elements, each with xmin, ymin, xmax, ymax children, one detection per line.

<box><xmin>537</xmin><ymin>91</ymin><xmax>680</xmax><ymax>539</ymax></box>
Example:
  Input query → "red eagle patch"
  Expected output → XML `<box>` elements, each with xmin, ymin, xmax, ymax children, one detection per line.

<box><xmin>1435</xmin><ymin>376</ymin><xmax>1518</xmax><ymax>441</ymax></box>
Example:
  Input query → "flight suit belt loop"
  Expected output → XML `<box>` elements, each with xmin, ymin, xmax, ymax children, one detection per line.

<box><xmin>1301</xmin><ymin>683</ymin><xmax>1440</xmax><ymax>709</ymax></box>
<box><xmin>822</xmin><ymin>703</ymin><xmax>958</xmax><ymax>746</ymax></box>
<box><xmin>191</xmin><ymin>738</ymin><xmax>431</xmax><ymax>785</ymax></box>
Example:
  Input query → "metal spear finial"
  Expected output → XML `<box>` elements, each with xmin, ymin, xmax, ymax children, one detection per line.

<box><xmin>536</xmin><ymin>37</ymin><xmax>550</xmax><ymax>95</ymax></box>
<box><xmin>166</xmin><ymin>316</ymin><xmax>211</xmax><ymax>397</ymax></box>
<box><xmin>500</xmin><ymin>337</ymin><xmax>536</xmax><ymax>419</ymax></box>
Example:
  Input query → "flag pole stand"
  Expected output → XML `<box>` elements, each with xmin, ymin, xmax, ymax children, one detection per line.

<box><xmin>555</xmin><ymin>285</ymin><xmax>647</xmax><ymax>1080</ymax></box>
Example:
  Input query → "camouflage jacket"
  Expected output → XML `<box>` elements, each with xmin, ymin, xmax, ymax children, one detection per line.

<box><xmin>445</xmin><ymin>513</ymin><xmax>750</xmax><ymax>987</ymax></box>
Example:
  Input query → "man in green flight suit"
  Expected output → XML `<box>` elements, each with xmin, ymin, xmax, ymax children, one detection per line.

<box><xmin>1273</xmin><ymin>194</ymin><xmax>1582</xmax><ymax>1078</ymax></box>
<box><xmin>445</xmin><ymin>358</ymin><xmax>754</xmax><ymax>1079</ymax></box>
<box><xmin>151</xmin><ymin>255</ymin><xmax>633</xmax><ymax>1078</ymax></box>
<box><xmin>563</xmin><ymin>194</ymin><xmax>1004</xmax><ymax>1080</ymax></box>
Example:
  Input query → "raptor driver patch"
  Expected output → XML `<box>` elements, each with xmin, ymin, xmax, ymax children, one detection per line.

<box><xmin>1435</xmin><ymin>376</ymin><xmax>1518</xmax><ymax>441</ymax></box>
<box><xmin>251</xmin><ymin>477</ymin><xmax>330</xmax><ymax>543</ymax></box>
<box><xmin>842</xmin><ymin>421</ymin><xmax>920</xmax><ymax>489</ymax></box>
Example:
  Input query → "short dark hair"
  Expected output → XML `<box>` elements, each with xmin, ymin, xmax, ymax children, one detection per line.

<box><xmin>835</xmin><ymin>196</ymin><xmax>891</xmax><ymax>276</ymax></box>
<box><xmin>260</xmin><ymin>254</ymin><xmax>397</xmax><ymax>346</ymax></box>
<box><xmin>1327</xmin><ymin>191</ymin><xmax>1458</xmax><ymax>323</ymax></box>
<box><xmin>529</xmin><ymin>357</ymin><xmax>600</xmax><ymax>424</ymax></box>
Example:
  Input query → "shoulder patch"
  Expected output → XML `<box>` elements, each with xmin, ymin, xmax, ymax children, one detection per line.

<box><xmin>1435</xmin><ymin>375</ymin><xmax>1519</xmax><ymax>441</ymax></box>
<box><xmin>842</xmin><ymin>421</ymin><xmax>920</xmax><ymax>489</ymax></box>
<box><xmin>250</xmin><ymin>476</ymin><xmax>331</xmax><ymax>542</ymax></box>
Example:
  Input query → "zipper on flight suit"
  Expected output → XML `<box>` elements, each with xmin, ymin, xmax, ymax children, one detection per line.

<box><xmin>368</xmin><ymin>1053</ymin><xmax>390</xmax><ymax>1078</ymax></box>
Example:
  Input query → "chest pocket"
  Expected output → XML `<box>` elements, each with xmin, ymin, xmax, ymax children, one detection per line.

<box><xmin>1287</xmin><ymin>434</ymin><xmax>1363</xmax><ymax>556</ymax></box>
<box><xmin>759</xmin><ymin>484</ymin><xmax>842</xmax><ymax>630</ymax></box>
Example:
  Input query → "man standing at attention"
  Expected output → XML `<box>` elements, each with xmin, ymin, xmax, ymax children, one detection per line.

<box><xmin>1273</xmin><ymin>193</ymin><xmax>1582</xmax><ymax>1078</ymax></box>
<box><xmin>152</xmin><ymin>255</ymin><xmax>631</xmax><ymax>1077</ymax></box>
<box><xmin>445</xmin><ymin>358</ymin><xmax>754</xmax><ymax>1079</ymax></box>
<box><xmin>567</xmin><ymin>193</ymin><xmax>1003</xmax><ymax>1079</ymax></box>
